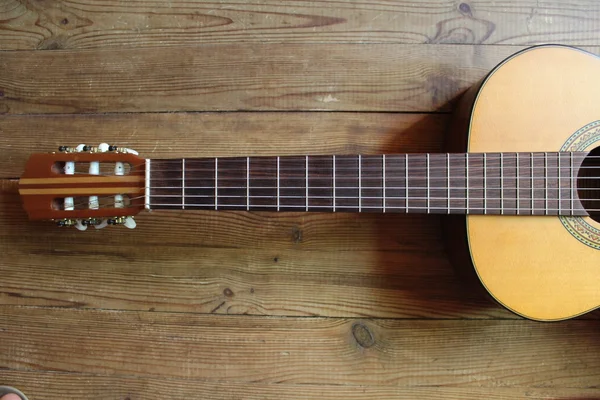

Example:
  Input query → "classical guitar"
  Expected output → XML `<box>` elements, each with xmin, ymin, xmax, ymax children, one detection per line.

<box><xmin>17</xmin><ymin>45</ymin><xmax>600</xmax><ymax>322</ymax></box>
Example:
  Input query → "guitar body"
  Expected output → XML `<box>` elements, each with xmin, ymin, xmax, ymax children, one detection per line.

<box><xmin>449</xmin><ymin>45</ymin><xmax>600</xmax><ymax>321</ymax></box>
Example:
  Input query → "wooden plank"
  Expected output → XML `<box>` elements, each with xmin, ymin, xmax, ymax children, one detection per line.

<box><xmin>3</xmin><ymin>371</ymin><xmax>600</xmax><ymax>400</ymax></box>
<box><xmin>1</xmin><ymin>306</ymin><xmax>599</xmax><ymax>386</ymax></box>
<box><xmin>0</xmin><ymin>43</ymin><xmax>577</xmax><ymax>114</ymax></box>
<box><xmin>2</xmin><ymin>1</ymin><xmax>600</xmax><ymax>50</ymax></box>
<box><xmin>0</xmin><ymin>112</ymin><xmax>448</xmax><ymax>177</ymax></box>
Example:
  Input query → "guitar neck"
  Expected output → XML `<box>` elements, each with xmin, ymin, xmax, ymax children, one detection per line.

<box><xmin>147</xmin><ymin>152</ymin><xmax>588</xmax><ymax>216</ymax></box>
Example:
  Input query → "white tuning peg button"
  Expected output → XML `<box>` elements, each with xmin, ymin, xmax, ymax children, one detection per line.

<box><xmin>124</xmin><ymin>217</ymin><xmax>137</xmax><ymax>229</ymax></box>
<box><xmin>94</xmin><ymin>220</ymin><xmax>109</xmax><ymax>230</ymax></box>
<box><xmin>74</xmin><ymin>220</ymin><xmax>88</xmax><ymax>231</ymax></box>
<box><xmin>98</xmin><ymin>143</ymin><xmax>110</xmax><ymax>152</ymax></box>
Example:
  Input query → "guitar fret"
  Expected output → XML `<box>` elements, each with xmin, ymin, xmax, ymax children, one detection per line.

<box><xmin>426</xmin><ymin>153</ymin><xmax>430</xmax><ymax>214</ymax></box>
<box><xmin>214</xmin><ymin>158</ymin><xmax>218</xmax><ymax>210</ymax></box>
<box><xmin>382</xmin><ymin>154</ymin><xmax>386</xmax><ymax>213</ymax></box>
<box><xmin>358</xmin><ymin>154</ymin><xmax>362</xmax><ymax>212</ymax></box>
<box><xmin>466</xmin><ymin>153</ymin><xmax>469</xmax><ymax>213</ymax></box>
<box><xmin>182</xmin><ymin>158</ymin><xmax>186</xmax><ymax>209</ymax></box>
<box><xmin>446</xmin><ymin>153</ymin><xmax>450</xmax><ymax>214</ymax></box>
<box><xmin>530</xmin><ymin>152</ymin><xmax>534</xmax><ymax>215</ymax></box>
<box><xmin>305</xmin><ymin>155</ymin><xmax>309</xmax><ymax>212</ymax></box>
<box><xmin>246</xmin><ymin>157</ymin><xmax>250</xmax><ymax>211</ymax></box>
<box><xmin>544</xmin><ymin>152</ymin><xmax>548</xmax><ymax>215</ymax></box>
<box><xmin>500</xmin><ymin>153</ymin><xmax>504</xmax><ymax>215</ymax></box>
<box><xmin>145</xmin><ymin>158</ymin><xmax>151</xmax><ymax>210</ymax></box>
<box><xmin>558</xmin><ymin>153</ymin><xmax>562</xmax><ymax>215</ymax></box>
<box><xmin>570</xmin><ymin>152</ymin><xmax>574</xmax><ymax>216</ymax></box>
<box><xmin>516</xmin><ymin>153</ymin><xmax>520</xmax><ymax>215</ymax></box>
<box><xmin>405</xmin><ymin>155</ymin><xmax>409</xmax><ymax>211</ymax></box>
<box><xmin>483</xmin><ymin>153</ymin><xmax>487</xmax><ymax>214</ymax></box>
<box><xmin>333</xmin><ymin>155</ymin><xmax>336</xmax><ymax>212</ymax></box>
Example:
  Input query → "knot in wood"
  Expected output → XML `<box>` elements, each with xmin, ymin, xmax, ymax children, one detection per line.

<box><xmin>459</xmin><ymin>3</ymin><xmax>473</xmax><ymax>16</ymax></box>
<box><xmin>352</xmin><ymin>322</ymin><xmax>375</xmax><ymax>349</ymax></box>
<box><xmin>223</xmin><ymin>288</ymin><xmax>234</xmax><ymax>298</ymax></box>
<box><xmin>291</xmin><ymin>226</ymin><xmax>303</xmax><ymax>243</ymax></box>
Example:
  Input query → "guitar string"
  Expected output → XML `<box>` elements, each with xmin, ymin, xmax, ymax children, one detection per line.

<box><xmin>74</xmin><ymin>164</ymin><xmax>599</xmax><ymax>176</ymax></box>
<box><xmin>69</xmin><ymin>152</ymin><xmax>597</xmax><ymax>176</ymax></box>
<box><xmin>145</xmin><ymin>204</ymin><xmax>600</xmax><ymax>212</ymax></box>
<box><xmin>145</xmin><ymin>187</ymin><xmax>600</xmax><ymax>192</ymax></box>
<box><xmin>70</xmin><ymin>199</ymin><xmax>598</xmax><ymax>213</ymax></box>
<box><xmin>145</xmin><ymin>194</ymin><xmax>600</xmax><ymax>201</ymax></box>
<box><xmin>59</xmin><ymin>197</ymin><xmax>600</xmax><ymax>214</ymax></box>
<box><xmin>145</xmin><ymin>178</ymin><xmax>600</xmax><ymax>186</ymax></box>
<box><xmin>67</xmin><ymin>170</ymin><xmax>600</xmax><ymax>181</ymax></box>
<box><xmin>65</xmin><ymin>190</ymin><xmax>600</xmax><ymax>212</ymax></box>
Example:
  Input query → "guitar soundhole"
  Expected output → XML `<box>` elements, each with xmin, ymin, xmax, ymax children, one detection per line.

<box><xmin>578</xmin><ymin>146</ymin><xmax>600</xmax><ymax>222</ymax></box>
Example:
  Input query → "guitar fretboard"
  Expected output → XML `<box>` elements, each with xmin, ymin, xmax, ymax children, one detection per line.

<box><xmin>148</xmin><ymin>152</ymin><xmax>590</xmax><ymax>216</ymax></box>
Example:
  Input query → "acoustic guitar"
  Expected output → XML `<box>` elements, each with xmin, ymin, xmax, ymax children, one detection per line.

<box><xmin>17</xmin><ymin>45</ymin><xmax>600</xmax><ymax>322</ymax></box>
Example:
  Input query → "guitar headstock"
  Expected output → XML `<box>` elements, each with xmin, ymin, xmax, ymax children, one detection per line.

<box><xmin>19</xmin><ymin>143</ymin><xmax>146</xmax><ymax>231</ymax></box>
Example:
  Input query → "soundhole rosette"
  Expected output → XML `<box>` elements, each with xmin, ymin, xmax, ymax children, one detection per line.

<box><xmin>560</xmin><ymin>121</ymin><xmax>600</xmax><ymax>250</ymax></box>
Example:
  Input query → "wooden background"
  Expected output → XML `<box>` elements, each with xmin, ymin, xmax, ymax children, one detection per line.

<box><xmin>1</xmin><ymin>1</ymin><xmax>600</xmax><ymax>399</ymax></box>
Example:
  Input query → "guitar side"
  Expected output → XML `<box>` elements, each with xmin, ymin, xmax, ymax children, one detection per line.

<box><xmin>446</xmin><ymin>45</ymin><xmax>600</xmax><ymax>321</ymax></box>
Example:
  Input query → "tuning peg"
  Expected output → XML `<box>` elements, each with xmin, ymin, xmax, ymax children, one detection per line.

<box><xmin>56</xmin><ymin>219</ymin><xmax>77</xmax><ymax>227</ymax></box>
<box><xmin>124</xmin><ymin>216</ymin><xmax>136</xmax><ymax>229</ymax></box>
<box><xmin>81</xmin><ymin>218</ymin><xmax>102</xmax><ymax>226</ymax></box>
<box><xmin>74</xmin><ymin>220</ymin><xmax>88</xmax><ymax>231</ymax></box>
<box><xmin>105</xmin><ymin>216</ymin><xmax>136</xmax><ymax>229</ymax></box>
<box><xmin>81</xmin><ymin>143</ymin><xmax>110</xmax><ymax>153</ymax></box>
<box><xmin>107</xmin><ymin>145</ymin><xmax>139</xmax><ymax>155</ymax></box>
<box><xmin>55</xmin><ymin>218</ymin><xmax>88</xmax><ymax>231</ymax></box>
<box><xmin>94</xmin><ymin>220</ymin><xmax>109</xmax><ymax>230</ymax></box>
<box><xmin>58</xmin><ymin>146</ymin><xmax>79</xmax><ymax>153</ymax></box>
<box><xmin>80</xmin><ymin>218</ymin><xmax>108</xmax><ymax>230</ymax></box>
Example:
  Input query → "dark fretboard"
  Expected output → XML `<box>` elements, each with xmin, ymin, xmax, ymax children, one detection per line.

<box><xmin>148</xmin><ymin>152</ymin><xmax>591</xmax><ymax>216</ymax></box>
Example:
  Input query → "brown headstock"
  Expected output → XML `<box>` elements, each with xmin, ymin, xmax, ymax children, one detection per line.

<box><xmin>19</xmin><ymin>144</ymin><xmax>146</xmax><ymax>230</ymax></box>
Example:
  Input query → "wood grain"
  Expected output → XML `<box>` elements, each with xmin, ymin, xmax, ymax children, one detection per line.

<box><xmin>0</xmin><ymin>43</ymin><xmax>567</xmax><ymax>114</ymax></box>
<box><xmin>3</xmin><ymin>370</ymin><xmax>600</xmax><ymax>400</ymax></box>
<box><xmin>1</xmin><ymin>306</ymin><xmax>599</xmax><ymax>387</ymax></box>
<box><xmin>0</xmin><ymin>112</ymin><xmax>448</xmax><ymax>177</ymax></box>
<box><xmin>2</xmin><ymin>2</ymin><xmax>600</xmax><ymax>398</ymax></box>
<box><xmin>1</xmin><ymin>187</ymin><xmax>509</xmax><ymax>318</ymax></box>
<box><xmin>2</xmin><ymin>1</ymin><xmax>600</xmax><ymax>50</ymax></box>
